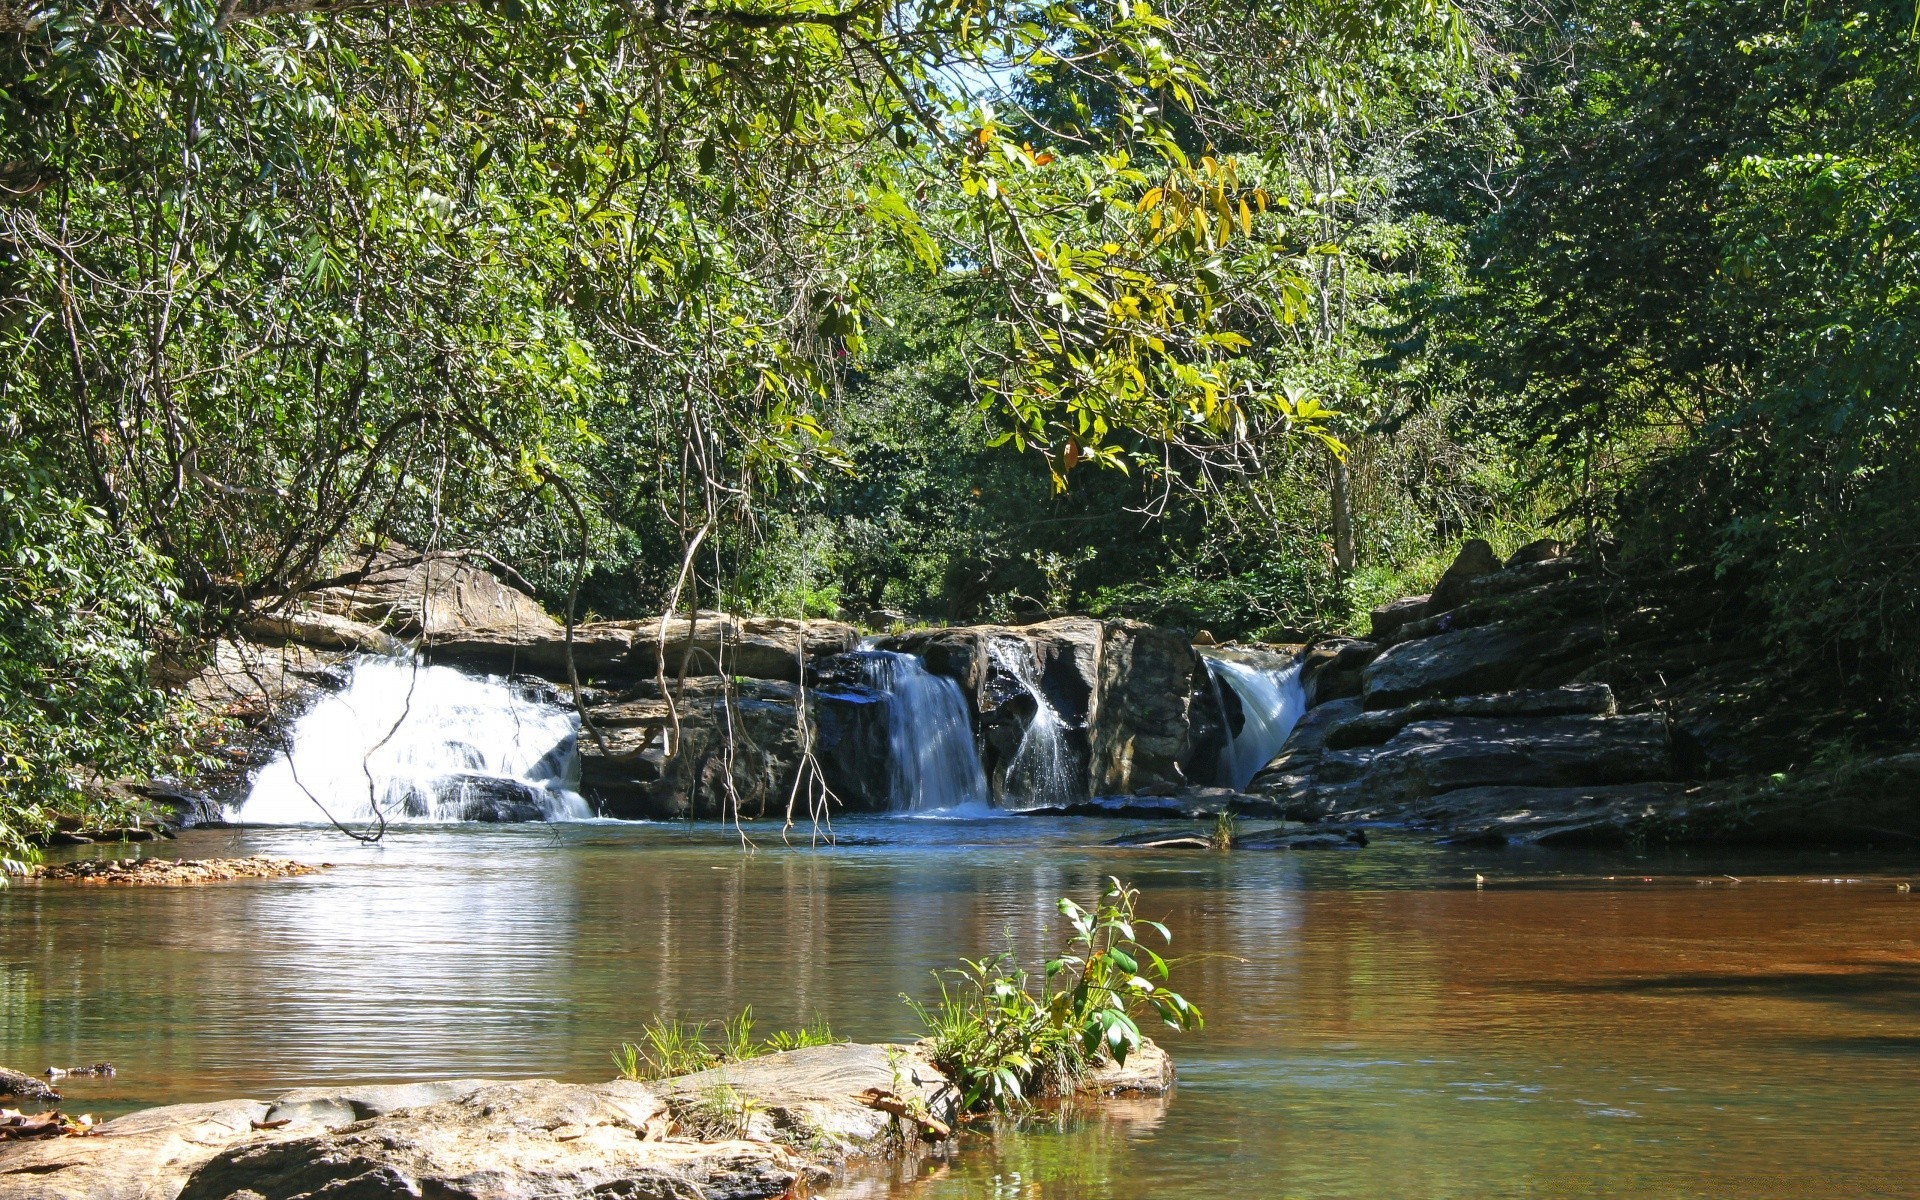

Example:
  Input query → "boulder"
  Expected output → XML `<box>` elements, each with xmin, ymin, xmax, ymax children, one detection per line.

<box><xmin>628</xmin><ymin>615</ymin><xmax>859</xmax><ymax>683</ymax></box>
<box><xmin>1244</xmin><ymin>697</ymin><xmax>1363</xmax><ymax>818</ymax></box>
<box><xmin>578</xmin><ymin>678</ymin><xmax>812</xmax><ymax>820</ymax></box>
<box><xmin>1419</xmin><ymin>783</ymin><xmax>1695</xmax><ymax>846</ymax></box>
<box><xmin>810</xmin><ymin>681</ymin><xmax>892</xmax><ymax>812</ymax></box>
<box><xmin>1300</xmin><ymin>637</ymin><xmax>1379</xmax><ymax>705</ymax></box>
<box><xmin>1235</xmin><ymin>827</ymin><xmax>1369</xmax><ymax>851</ymax></box>
<box><xmin>1369</xmin><ymin>595</ymin><xmax>1431</xmax><ymax>641</ymax></box>
<box><xmin>1505</xmin><ymin>538</ymin><xmax>1571</xmax><ymax>568</ymax></box>
<box><xmin>0</xmin><ymin>1045</ymin><xmax>970</xmax><ymax>1200</ymax></box>
<box><xmin>0</xmin><ymin>1098</ymin><xmax>275</xmax><ymax>1200</ymax></box>
<box><xmin>1360</xmin><ymin>622</ymin><xmax>1605</xmax><ymax>709</ymax></box>
<box><xmin>1425</xmin><ymin>538</ymin><xmax>1503</xmax><ymax>613</ymax></box>
<box><xmin>175</xmin><ymin>1079</ymin><xmax>802</xmax><ymax>1200</ymax></box>
<box><xmin>260</xmin><ymin>1080</ymin><xmax>494</xmax><ymax>1128</ymax></box>
<box><xmin>431</xmin><ymin>774</ymin><xmax>550</xmax><ymax>822</ymax></box>
<box><xmin>1089</xmin><ymin>621</ymin><xmax>1200</xmax><ymax>795</ymax></box>
<box><xmin>240</xmin><ymin>610</ymin><xmax>406</xmax><ymax>657</ymax></box>
<box><xmin>424</xmin><ymin>620</ymin><xmax>635</xmax><ymax>681</ymax></box>
<box><xmin>657</xmin><ymin>1043</ymin><xmax>956</xmax><ymax>1154</ymax></box>
<box><xmin>307</xmin><ymin>546</ymin><xmax>561</xmax><ymax>641</ymax></box>
<box><xmin>168</xmin><ymin>638</ymin><xmax>347</xmax><ymax>724</ymax></box>
<box><xmin>1324</xmin><ymin>684</ymin><xmax>1617</xmax><ymax>749</ymax></box>
<box><xmin>1079</xmin><ymin>1039</ymin><xmax>1177</xmax><ymax>1097</ymax></box>
<box><xmin>1337</xmin><ymin>713</ymin><xmax>1674</xmax><ymax>811</ymax></box>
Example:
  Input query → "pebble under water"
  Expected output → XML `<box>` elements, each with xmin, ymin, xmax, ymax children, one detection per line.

<box><xmin>4</xmin><ymin>819</ymin><xmax>1919</xmax><ymax>1198</ymax></box>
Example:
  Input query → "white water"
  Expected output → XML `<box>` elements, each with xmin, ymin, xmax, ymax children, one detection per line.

<box><xmin>1207</xmin><ymin>655</ymin><xmax>1308</xmax><ymax>791</ymax></box>
<box><xmin>858</xmin><ymin>650</ymin><xmax>989</xmax><ymax>812</ymax></box>
<box><xmin>988</xmin><ymin>638</ymin><xmax>1078</xmax><ymax>810</ymax></box>
<box><xmin>232</xmin><ymin>657</ymin><xmax>589</xmax><ymax>824</ymax></box>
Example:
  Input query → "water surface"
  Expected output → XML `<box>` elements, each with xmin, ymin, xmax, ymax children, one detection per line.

<box><xmin>3</xmin><ymin>819</ymin><xmax>1917</xmax><ymax>1197</ymax></box>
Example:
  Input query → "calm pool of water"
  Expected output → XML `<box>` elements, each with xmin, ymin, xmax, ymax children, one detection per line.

<box><xmin>4</xmin><ymin>818</ymin><xmax>1918</xmax><ymax>1197</ymax></box>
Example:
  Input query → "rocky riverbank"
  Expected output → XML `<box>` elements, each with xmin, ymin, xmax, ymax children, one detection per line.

<box><xmin>131</xmin><ymin>539</ymin><xmax>1920</xmax><ymax>848</ymax></box>
<box><xmin>0</xmin><ymin>1042</ymin><xmax>1171</xmax><ymax>1200</ymax></box>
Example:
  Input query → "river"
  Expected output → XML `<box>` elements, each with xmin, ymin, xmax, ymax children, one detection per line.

<box><xmin>3</xmin><ymin>818</ymin><xmax>1916</xmax><ymax>1197</ymax></box>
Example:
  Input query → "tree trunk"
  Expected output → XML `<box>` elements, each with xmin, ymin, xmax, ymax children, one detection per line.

<box><xmin>1330</xmin><ymin>451</ymin><xmax>1354</xmax><ymax>579</ymax></box>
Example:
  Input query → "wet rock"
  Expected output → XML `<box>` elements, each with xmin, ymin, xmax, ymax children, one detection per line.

<box><xmin>432</xmin><ymin>774</ymin><xmax>549</xmax><ymax>822</ymax></box>
<box><xmin>1234</xmin><ymin>827</ymin><xmax>1369</xmax><ymax>851</ymax></box>
<box><xmin>579</xmin><ymin>678</ymin><xmax>812</xmax><ymax>820</ymax></box>
<box><xmin>1337</xmin><ymin>713</ymin><xmax>1674</xmax><ymax>810</ymax></box>
<box><xmin>1244</xmin><ymin>697</ymin><xmax>1363</xmax><ymax>817</ymax></box>
<box><xmin>1089</xmin><ymin>621</ymin><xmax>1200</xmax><ymax>795</ymax></box>
<box><xmin>1105</xmin><ymin>830</ymin><xmax>1216</xmax><ymax>849</ymax></box>
<box><xmin>1420</xmin><ymin>784</ymin><xmax>1694</xmax><ymax>846</ymax></box>
<box><xmin>1325</xmin><ymin>684</ymin><xmax>1618</xmax><ymax>750</ymax></box>
<box><xmin>1361</xmin><ymin>622</ymin><xmax>1605</xmax><ymax>709</ymax></box>
<box><xmin>137</xmin><ymin>783</ymin><xmax>227</xmax><ymax>830</ymax></box>
<box><xmin>1016</xmin><ymin>795</ymin><xmax>1199</xmax><ymax>819</ymax></box>
<box><xmin>810</xmin><ymin>682</ymin><xmax>892</xmax><ymax>812</ymax></box>
<box><xmin>0</xmin><ymin>1066</ymin><xmax>59</xmax><ymax>1103</ymax></box>
<box><xmin>1079</xmin><ymin>1039</ymin><xmax>1176</xmax><ymax>1097</ymax></box>
<box><xmin>1300</xmin><ymin>637</ymin><xmax>1378</xmax><ymax>705</ymax></box>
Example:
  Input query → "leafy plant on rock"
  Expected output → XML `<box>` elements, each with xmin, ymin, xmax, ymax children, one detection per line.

<box><xmin>906</xmin><ymin>877</ymin><xmax>1201</xmax><ymax>1113</ymax></box>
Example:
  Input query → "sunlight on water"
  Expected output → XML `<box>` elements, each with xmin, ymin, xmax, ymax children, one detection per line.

<box><xmin>7</xmin><ymin>824</ymin><xmax>1920</xmax><ymax>1198</ymax></box>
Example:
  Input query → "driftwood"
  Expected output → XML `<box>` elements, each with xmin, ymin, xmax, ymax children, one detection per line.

<box><xmin>0</xmin><ymin>1068</ymin><xmax>58</xmax><ymax>1104</ymax></box>
<box><xmin>853</xmin><ymin>1087</ymin><xmax>951</xmax><ymax>1139</ymax></box>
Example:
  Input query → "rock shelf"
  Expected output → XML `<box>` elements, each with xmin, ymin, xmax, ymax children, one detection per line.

<box><xmin>0</xmin><ymin>1042</ymin><xmax>1172</xmax><ymax>1200</ymax></box>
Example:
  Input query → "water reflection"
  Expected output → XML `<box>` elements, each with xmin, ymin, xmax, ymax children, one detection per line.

<box><xmin>3</xmin><ymin>821</ymin><xmax>1919</xmax><ymax>1198</ymax></box>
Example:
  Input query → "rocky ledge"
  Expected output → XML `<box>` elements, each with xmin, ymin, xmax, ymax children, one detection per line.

<box><xmin>1245</xmin><ymin>538</ymin><xmax>1920</xmax><ymax>849</ymax></box>
<box><xmin>0</xmin><ymin>1042</ymin><xmax>1172</xmax><ymax>1200</ymax></box>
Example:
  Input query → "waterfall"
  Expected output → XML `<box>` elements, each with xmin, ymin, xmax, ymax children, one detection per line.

<box><xmin>232</xmin><ymin>657</ymin><xmax>589</xmax><ymax>824</ymax></box>
<box><xmin>1206</xmin><ymin>654</ymin><xmax>1308</xmax><ymax>791</ymax></box>
<box><xmin>857</xmin><ymin>650</ymin><xmax>989</xmax><ymax>812</ymax></box>
<box><xmin>988</xmin><ymin>639</ymin><xmax>1077</xmax><ymax>810</ymax></box>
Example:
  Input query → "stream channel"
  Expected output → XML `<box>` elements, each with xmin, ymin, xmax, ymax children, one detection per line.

<box><xmin>5</xmin><ymin>819</ymin><xmax>1920</xmax><ymax>1197</ymax></box>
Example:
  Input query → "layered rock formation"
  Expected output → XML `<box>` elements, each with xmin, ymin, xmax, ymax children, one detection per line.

<box><xmin>0</xmin><ymin>1042</ymin><xmax>1174</xmax><ymax>1200</ymax></box>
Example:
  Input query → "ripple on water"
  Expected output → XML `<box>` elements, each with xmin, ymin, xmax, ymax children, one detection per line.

<box><xmin>6</xmin><ymin>821</ymin><xmax>1920</xmax><ymax>1199</ymax></box>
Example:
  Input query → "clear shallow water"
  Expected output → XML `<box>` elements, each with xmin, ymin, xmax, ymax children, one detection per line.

<box><xmin>4</xmin><ymin>819</ymin><xmax>1919</xmax><ymax>1197</ymax></box>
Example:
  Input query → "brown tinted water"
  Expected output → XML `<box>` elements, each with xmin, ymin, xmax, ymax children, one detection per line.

<box><xmin>3</xmin><ymin>818</ymin><xmax>1918</xmax><ymax>1198</ymax></box>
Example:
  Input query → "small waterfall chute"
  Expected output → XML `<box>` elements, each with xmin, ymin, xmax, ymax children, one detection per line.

<box><xmin>1206</xmin><ymin>654</ymin><xmax>1308</xmax><ymax>791</ymax></box>
<box><xmin>988</xmin><ymin>639</ymin><xmax>1077</xmax><ymax>810</ymax></box>
<box><xmin>232</xmin><ymin>657</ymin><xmax>589</xmax><ymax>824</ymax></box>
<box><xmin>857</xmin><ymin>650</ymin><xmax>989</xmax><ymax>812</ymax></box>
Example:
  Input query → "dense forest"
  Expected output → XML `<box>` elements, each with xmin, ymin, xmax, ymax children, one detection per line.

<box><xmin>4</xmin><ymin>0</ymin><xmax>1918</xmax><ymax>857</ymax></box>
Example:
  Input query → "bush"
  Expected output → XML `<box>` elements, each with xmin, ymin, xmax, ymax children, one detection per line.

<box><xmin>0</xmin><ymin>447</ymin><xmax>202</xmax><ymax>872</ymax></box>
<box><xmin>905</xmin><ymin>878</ymin><xmax>1202</xmax><ymax>1113</ymax></box>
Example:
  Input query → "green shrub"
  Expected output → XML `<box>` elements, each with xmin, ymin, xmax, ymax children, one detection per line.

<box><xmin>906</xmin><ymin>877</ymin><xmax>1202</xmax><ymax>1113</ymax></box>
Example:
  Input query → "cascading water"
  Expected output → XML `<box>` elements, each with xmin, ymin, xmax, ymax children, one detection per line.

<box><xmin>857</xmin><ymin>650</ymin><xmax>989</xmax><ymax>812</ymax></box>
<box><xmin>1206</xmin><ymin>654</ymin><xmax>1308</xmax><ymax>791</ymax></box>
<box><xmin>988</xmin><ymin>639</ymin><xmax>1077</xmax><ymax>810</ymax></box>
<box><xmin>232</xmin><ymin>657</ymin><xmax>589</xmax><ymax>824</ymax></box>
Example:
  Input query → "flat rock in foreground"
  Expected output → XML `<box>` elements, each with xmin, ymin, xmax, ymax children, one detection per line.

<box><xmin>0</xmin><ymin>1044</ymin><xmax>971</xmax><ymax>1200</ymax></box>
